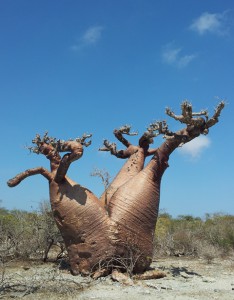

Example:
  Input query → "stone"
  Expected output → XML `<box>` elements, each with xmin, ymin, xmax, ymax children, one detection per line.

<box><xmin>111</xmin><ymin>270</ymin><xmax>134</xmax><ymax>285</ymax></box>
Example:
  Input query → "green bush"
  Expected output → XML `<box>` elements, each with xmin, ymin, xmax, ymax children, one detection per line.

<box><xmin>0</xmin><ymin>202</ymin><xmax>61</xmax><ymax>261</ymax></box>
<box><xmin>1</xmin><ymin>203</ymin><xmax>233</xmax><ymax>263</ymax></box>
<box><xmin>154</xmin><ymin>212</ymin><xmax>234</xmax><ymax>259</ymax></box>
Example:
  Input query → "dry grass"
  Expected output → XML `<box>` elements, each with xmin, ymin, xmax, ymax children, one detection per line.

<box><xmin>0</xmin><ymin>260</ymin><xmax>92</xmax><ymax>299</ymax></box>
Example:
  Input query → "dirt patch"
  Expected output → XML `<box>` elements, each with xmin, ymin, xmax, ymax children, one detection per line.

<box><xmin>1</xmin><ymin>257</ymin><xmax>234</xmax><ymax>299</ymax></box>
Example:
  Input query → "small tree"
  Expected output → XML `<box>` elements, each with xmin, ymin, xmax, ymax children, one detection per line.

<box><xmin>90</xmin><ymin>168</ymin><xmax>111</xmax><ymax>211</ymax></box>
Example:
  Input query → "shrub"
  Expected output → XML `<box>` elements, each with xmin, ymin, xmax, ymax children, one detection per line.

<box><xmin>1</xmin><ymin>204</ymin><xmax>233</xmax><ymax>263</ymax></box>
<box><xmin>0</xmin><ymin>202</ymin><xmax>63</xmax><ymax>262</ymax></box>
<box><xmin>154</xmin><ymin>212</ymin><xmax>234</xmax><ymax>260</ymax></box>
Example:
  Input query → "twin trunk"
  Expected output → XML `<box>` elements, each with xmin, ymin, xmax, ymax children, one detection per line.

<box><xmin>108</xmin><ymin>150</ymin><xmax>169</xmax><ymax>272</ymax></box>
<box><xmin>49</xmin><ymin>149</ymin><xmax>167</xmax><ymax>275</ymax></box>
<box><xmin>100</xmin><ymin>147</ymin><xmax>146</xmax><ymax>208</ymax></box>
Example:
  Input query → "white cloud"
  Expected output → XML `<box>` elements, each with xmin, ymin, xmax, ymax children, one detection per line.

<box><xmin>83</xmin><ymin>26</ymin><xmax>104</xmax><ymax>44</ymax></box>
<box><xmin>177</xmin><ymin>54</ymin><xmax>197</xmax><ymax>68</ymax></box>
<box><xmin>71</xmin><ymin>26</ymin><xmax>104</xmax><ymax>51</ymax></box>
<box><xmin>162</xmin><ymin>47</ymin><xmax>181</xmax><ymax>64</ymax></box>
<box><xmin>190</xmin><ymin>12</ymin><xmax>227</xmax><ymax>35</ymax></box>
<box><xmin>162</xmin><ymin>44</ymin><xmax>196</xmax><ymax>68</ymax></box>
<box><xmin>179</xmin><ymin>136</ymin><xmax>211</xmax><ymax>159</ymax></box>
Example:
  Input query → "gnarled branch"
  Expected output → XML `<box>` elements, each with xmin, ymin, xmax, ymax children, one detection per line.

<box><xmin>165</xmin><ymin>101</ymin><xmax>207</xmax><ymax>127</ymax></box>
<box><xmin>74</xmin><ymin>133</ymin><xmax>92</xmax><ymax>147</ymax></box>
<box><xmin>113</xmin><ymin>125</ymin><xmax>138</xmax><ymax>148</ymax></box>
<box><xmin>7</xmin><ymin>167</ymin><xmax>52</xmax><ymax>187</ymax></box>
<box><xmin>206</xmin><ymin>101</ymin><xmax>225</xmax><ymax>129</ymax></box>
<box><xmin>158</xmin><ymin>100</ymin><xmax>225</xmax><ymax>152</ymax></box>
<box><xmin>138</xmin><ymin>130</ymin><xmax>156</xmax><ymax>148</ymax></box>
<box><xmin>27</xmin><ymin>132</ymin><xmax>61</xmax><ymax>171</ymax></box>
<box><xmin>165</xmin><ymin>100</ymin><xmax>225</xmax><ymax>138</ymax></box>
<box><xmin>99</xmin><ymin>125</ymin><xmax>138</xmax><ymax>158</ymax></box>
<box><xmin>99</xmin><ymin>140</ymin><xmax>129</xmax><ymax>159</ymax></box>
<box><xmin>100</xmin><ymin>123</ymin><xmax>165</xmax><ymax>159</ymax></box>
<box><xmin>140</xmin><ymin>121</ymin><xmax>174</xmax><ymax>151</ymax></box>
<box><xmin>54</xmin><ymin>134</ymin><xmax>92</xmax><ymax>183</ymax></box>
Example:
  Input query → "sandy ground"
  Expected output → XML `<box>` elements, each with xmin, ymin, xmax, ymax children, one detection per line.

<box><xmin>0</xmin><ymin>257</ymin><xmax>234</xmax><ymax>299</ymax></box>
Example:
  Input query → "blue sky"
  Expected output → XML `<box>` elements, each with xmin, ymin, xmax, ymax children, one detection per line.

<box><xmin>1</xmin><ymin>0</ymin><xmax>233</xmax><ymax>217</ymax></box>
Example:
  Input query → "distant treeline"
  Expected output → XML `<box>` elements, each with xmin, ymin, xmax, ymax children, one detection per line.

<box><xmin>0</xmin><ymin>203</ymin><xmax>234</xmax><ymax>263</ymax></box>
<box><xmin>155</xmin><ymin>212</ymin><xmax>234</xmax><ymax>262</ymax></box>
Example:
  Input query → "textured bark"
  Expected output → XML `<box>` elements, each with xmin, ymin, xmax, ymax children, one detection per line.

<box><xmin>108</xmin><ymin>153</ymin><xmax>165</xmax><ymax>272</ymax></box>
<box><xmin>49</xmin><ymin>178</ymin><xmax>115</xmax><ymax>275</ymax></box>
<box><xmin>99</xmin><ymin>145</ymin><xmax>146</xmax><ymax>209</ymax></box>
<box><xmin>99</xmin><ymin>125</ymin><xmax>161</xmax><ymax>209</ymax></box>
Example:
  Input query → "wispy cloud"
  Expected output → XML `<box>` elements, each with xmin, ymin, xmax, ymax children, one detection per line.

<box><xmin>190</xmin><ymin>12</ymin><xmax>228</xmax><ymax>36</ymax></box>
<box><xmin>71</xmin><ymin>26</ymin><xmax>104</xmax><ymax>51</ymax></box>
<box><xmin>82</xmin><ymin>26</ymin><xmax>104</xmax><ymax>44</ymax></box>
<box><xmin>179</xmin><ymin>136</ymin><xmax>211</xmax><ymax>159</ymax></box>
<box><xmin>162</xmin><ymin>44</ymin><xmax>196</xmax><ymax>68</ymax></box>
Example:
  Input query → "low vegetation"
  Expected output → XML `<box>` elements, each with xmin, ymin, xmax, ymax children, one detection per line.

<box><xmin>155</xmin><ymin>211</ymin><xmax>234</xmax><ymax>262</ymax></box>
<box><xmin>1</xmin><ymin>202</ymin><xmax>233</xmax><ymax>264</ymax></box>
<box><xmin>0</xmin><ymin>202</ymin><xmax>61</xmax><ymax>262</ymax></box>
<box><xmin>0</xmin><ymin>202</ymin><xmax>233</xmax><ymax>298</ymax></box>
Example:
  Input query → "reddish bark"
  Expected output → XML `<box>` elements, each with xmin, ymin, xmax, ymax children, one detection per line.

<box><xmin>99</xmin><ymin>125</ymin><xmax>162</xmax><ymax>209</ymax></box>
<box><xmin>49</xmin><ymin>178</ymin><xmax>115</xmax><ymax>275</ymax></box>
<box><xmin>108</xmin><ymin>101</ymin><xmax>225</xmax><ymax>272</ymax></box>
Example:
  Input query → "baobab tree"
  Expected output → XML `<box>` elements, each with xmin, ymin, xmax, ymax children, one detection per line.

<box><xmin>7</xmin><ymin>133</ymin><xmax>116</xmax><ymax>275</ymax></box>
<box><xmin>7</xmin><ymin>101</ymin><xmax>225</xmax><ymax>276</ymax></box>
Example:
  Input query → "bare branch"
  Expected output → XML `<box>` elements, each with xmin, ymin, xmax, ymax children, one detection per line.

<box><xmin>113</xmin><ymin>125</ymin><xmax>138</xmax><ymax>148</ymax></box>
<box><xmin>148</xmin><ymin>120</ymin><xmax>188</xmax><ymax>147</ymax></box>
<box><xmin>148</xmin><ymin>120</ymin><xmax>170</xmax><ymax>136</ymax></box>
<box><xmin>26</xmin><ymin>133</ymin><xmax>61</xmax><ymax>171</ymax></box>
<box><xmin>91</xmin><ymin>168</ymin><xmax>111</xmax><ymax>189</ymax></box>
<box><xmin>157</xmin><ymin>100</ymin><xmax>226</xmax><ymax>155</ymax></box>
<box><xmin>99</xmin><ymin>140</ymin><xmax>130</xmax><ymax>159</ymax></box>
<box><xmin>27</xmin><ymin>133</ymin><xmax>92</xmax><ymax>183</ymax></box>
<box><xmin>7</xmin><ymin>167</ymin><xmax>52</xmax><ymax>187</ymax></box>
<box><xmin>99</xmin><ymin>140</ymin><xmax>118</xmax><ymax>155</ymax></box>
<box><xmin>192</xmin><ymin>110</ymin><xmax>208</xmax><ymax>118</ymax></box>
<box><xmin>74</xmin><ymin>133</ymin><xmax>92</xmax><ymax>147</ymax></box>
<box><xmin>27</xmin><ymin>132</ymin><xmax>58</xmax><ymax>154</ymax></box>
<box><xmin>138</xmin><ymin>121</ymin><xmax>170</xmax><ymax>147</ymax></box>
<box><xmin>147</xmin><ymin>120</ymin><xmax>180</xmax><ymax>141</ymax></box>
<box><xmin>54</xmin><ymin>140</ymin><xmax>84</xmax><ymax>183</ymax></box>
<box><xmin>101</xmin><ymin>140</ymin><xmax>135</xmax><ymax>159</ymax></box>
<box><xmin>118</xmin><ymin>125</ymin><xmax>138</xmax><ymax>136</ymax></box>
<box><xmin>138</xmin><ymin>131</ymin><xmax>155</xmax><ymax>147</ymax></box>
<box><xmin>28</xmin><ymin>132</ymin><xmax>91</xmax><ymax>156</ymax></box>
<box><xmin>206</xmin><ymin>101</ymin><xmax>225</xmax><ymax>129</ymax></box>
<box><xmin>25</xmin><ymin>132</ymin><xmax>93</xmax><ymax>177</ymax></box>
<box><xmin>91</xmin><ymin>168</ymin><xmax>111</xmax><ymax>211</ymax></box>
<box><xmin>166</xmin><ymin>101</ymin><xmax>206</xmax><ymax>127</ymax></box>
<box><xmin>166</xmin><ymin>100</ymin><xmax>225</xmax><ymax>138</ymax></box>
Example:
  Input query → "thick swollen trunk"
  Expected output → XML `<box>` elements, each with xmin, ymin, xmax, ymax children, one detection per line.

<box><xmin>7</xmin><ymin>102</ymin><xmax>225</xmax><ymax>276</ymax></box>
<box><xmin>49</xmin><ymin>177</ymin><xmax>116</xmax><ymax>275</ymax></box>
<box><xmin>99</xmin><ymin>147</ymin><xmax>145</xmax><ymax>207</ymax></box>
<box><xmin>108</xmin><ymin>151</ymin><xmax>169</xmax><ymax>272</ymax></box>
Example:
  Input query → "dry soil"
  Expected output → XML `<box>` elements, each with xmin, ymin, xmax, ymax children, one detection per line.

<box><xmin>0</xmin><ymin>257</ymin><xmax>233</xmax><ymax>299</ymax></box>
